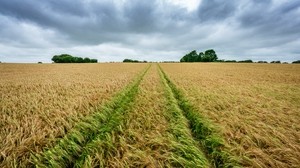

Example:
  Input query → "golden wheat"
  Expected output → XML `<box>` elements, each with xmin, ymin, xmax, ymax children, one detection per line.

<box><xmin>97</xmin><ymin>64</ymin><xmax>173</xmax><ymax>167</ymax></box>
<box><xmin>82</xmin><ymin>64</ymin><xmax>210</xmax><ymax>167</ymax></box>
<box><xmin>160</xmin><ymin>63</ymin><xmax>300</xmax><ymax>168</ymax></box>
<box><xmin>2</xmin><ymin>62</ymin><xmax>299</xmax><ymax>167</ymax></box>
<box><xmin>0</xmin><ymin>63</ymin><xmax>147</xmax><ymax>167</ymax></box>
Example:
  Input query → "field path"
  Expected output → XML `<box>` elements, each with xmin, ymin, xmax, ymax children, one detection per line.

<box><xmin>31</xmin><ymin>65</ymin><xmax>150</xmax><ymax>167</ymax></box>
<box><xmin>158</xmin><ymin>64</ymin><xmax>240</xmax><ymax>168</ymax></box>
<box><xmin>99</xmin><ymin>64</ymin><xmax>210</xmax><ymax>167</ymax></box>
<box><xmin>30</xmin><ymin>64</ymin><xmax>239</xmax><ymax>167</ymax></box>
<box><xmin>2</xmin><ymin>63</ymin><xmax>298</xmax><ymax>167</ymax></box>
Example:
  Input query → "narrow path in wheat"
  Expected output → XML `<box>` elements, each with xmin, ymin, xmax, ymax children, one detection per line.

<box><xmin>31</xmin><ymin>65</ymin><xmax>150</xmax><ymax>167</ymax></box>
<box><xmin>99</xmin><ymin>64</ymin><xmax>209</xmax><ymax>167</ymax></box>
<box><xmin>158</xmin><ymin>64</ymin><xmax>240</xmax><ymax>168</ymax></box>
<box><xmin>31</xmin><ymin>63</ymin><xmax>239</xmax><ymax>167</ymax></box>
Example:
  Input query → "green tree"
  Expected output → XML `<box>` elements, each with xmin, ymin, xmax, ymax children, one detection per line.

<box><xmin>74</xmin><ymin>57</ymin><xmax>84</xmax><ymax>63</ymax></box>
<box><xmin>180</xmin><ymin>49</ymin><xmax>218</xmax><ymax>62</ymax></box>
<box><xmin>270</xmin><ymin>61</ymin><xmax>281</xmax><ymax>63</ymax></box>
<box><xmin>238</xmin><ymin>60</ymin><xmax>253</xmax><ymax>63</ymax></box>
<box><xmin>204</xmin><ymin>49</ymin><xmax>218</xmax><ymax>62</ymax></box>
<box><xmin>123</xmin><ymin>59</ymin><xmax>140</xmax><ymax>63</ymax></box>
<box><xmin>196</xmin><ymin>52</ymin><xmax>204</xmax><ymax>62</ymax></box>
<box><xmin>189</xmin><ymin>50</ymin><xmax>198</xmax><ymax>62</ymax></box>
<box><xmin>90</xmin><ymin>59</ymin><xmax>98</xmax><ymax>63</ymax></box>
<box><xmin>292</xmin><ymin>60</ymin><xmax>300</xmax><ymax>63</ymax></box>
<box><xmin>51</xmin><ymin>54</ymin><xmax>97</xmax><ymax>63</ymax></box>
<box><xmin>83</xmin><ymin>57</ymin><xmax>91</xmax><ymax>63</ymax></box>
<box><xmin>180</xmin><ymin>55</ymin><xmax>188</xmax><ymax>62</ymax></box>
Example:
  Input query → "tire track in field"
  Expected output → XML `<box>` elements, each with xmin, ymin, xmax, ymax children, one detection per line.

<box><xmin>157</xmin><ymin>65</ymin><xmax>210</xmax><ymax>167</ymax></box>
<box><xmin>76</xmin><ymin>63</ymin><xmax>172</xmax><ymax>167</ymax></box>
<box><xmin>98</xmin><ymin>64</ymin><xmax>209</xmax><ymax>167</ymax></box>
<box><xmin>31</xmin><ymin>65</ymin><xmax>151</xmax><ymax>167</ymax></box>
<box><xmin>158</xmin><ymin>64</ymin><xmax>240</xmax><ymax>168</ymax></box>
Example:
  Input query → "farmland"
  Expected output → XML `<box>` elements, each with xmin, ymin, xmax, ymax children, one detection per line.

<box><xmin>0</xmin><ymin>63</ymin><xmax>300</xmax><ymax>167</ymax></box>
<box><xmin>0</xmin><ymin>63</ymin><xmax>147</xmax><ymax>167</ymax></box>
<box><xmin>161</xmin><ymin>63</ymin><xmax>300</xmax><ymax>167</ymax></box>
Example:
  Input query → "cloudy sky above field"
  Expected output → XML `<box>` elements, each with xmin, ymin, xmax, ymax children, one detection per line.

<box><xmin>0</xmin><ymin>0</ymin><xmax>299</xmax><ymax>63</ymax></box>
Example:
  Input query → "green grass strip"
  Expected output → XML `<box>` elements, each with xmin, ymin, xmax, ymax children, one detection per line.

<box><xmin>158</xmin><ymin>64</ymin><xmax>241</xmax><ymax>168</ymax></box>
<box><xmin>31</xmin><ymin>65</ymin><xmax>151</xmax><ymax>168</ymax></box>
<box><xmin>158</xmin><ymin>67</ymin><xmax>210</xmax><ymax>168</ymax></box>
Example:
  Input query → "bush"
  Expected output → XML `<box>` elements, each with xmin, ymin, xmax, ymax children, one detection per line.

<box><xmin>180</xmin><ymin>49</ymin><xmax>218</xmax><ymax>62</ymax></box>
<box><xmin>225</xmin><ymin>60</ymin><xmax>237</xmax><ymax>62</ymax></box>
<box><xmin>270</xmin><ymin>61</ymin><xmax>281</xmax><ymax>63</ymax></box>
<box><xmin>257</xmin><ymin>61</ymin><xmax>268</xmax><ymax>63</ymax></box>
<box><xmin>123</xmin><ymin>59</ymin><xmax>145</xmax><ymax>63</ymax></box>
<box><xmin>238</xmin><ymin>60</ymin><xmax>253</xmax><ymax>63</ymax></box>
<box><xmin>52</xmin><ymin>54</ymin><xmax>97</xmax><ymax>63</ymax></box>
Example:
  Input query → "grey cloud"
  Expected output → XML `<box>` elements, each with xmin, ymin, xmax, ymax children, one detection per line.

<box><xmin>124</xmin><ymin>1</ymin><xmax>158</xmax><ymax>32</ymax></box>
<box><xmin>239</xmin><ymin>0</ymin><xmax>300</xmax><ymax>36</ymax></box>
<box><xmin>197</xmin><ymin>0</ymin><xmax>237</xmax><ymax>22</ymax></box>
<box><xmin>0</xmin><ymin>0</ymin><xmax>192</xmax><ymax>44</ymax></box>
<box><xmin>44</xmin><ymin>0</ymin><xmax>89</xmax><ymax>17</ymax></box>
<box><xmin>0</xmin><ymin>0</ymin><xmax>299</xmax><ymax>63</ymax></box>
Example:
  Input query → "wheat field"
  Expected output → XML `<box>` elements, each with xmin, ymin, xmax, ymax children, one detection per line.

<box><xmin>0</xmin><ymin>63</ymin><xmax>299</xmax><ymax>167</ymax></box>
<box><xmin>160</xmin><ymin>63</ymin><xmax>300</xmax><ymax>167</ymax></box>
<box><xmin>0</xmin><ymin>63</ymin><xmax>147</xmax><ymax>167</ymax></box>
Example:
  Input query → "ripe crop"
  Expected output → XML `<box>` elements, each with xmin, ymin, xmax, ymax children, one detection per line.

<box><xmin>160</xmin><ymin>63</ymin><xmax>300</xmax><ymax>167</ymax></box>
<box><xmin>0</xmin><ymin>63</ymin><xmax>147</xmax><ymax>167</ymax></box>
<box><xmin>1</xmin><ymin>63</ymin><xmax>299</xmax><ymax>168</ymax></box>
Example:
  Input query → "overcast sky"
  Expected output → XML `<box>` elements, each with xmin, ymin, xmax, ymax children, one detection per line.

<box><xmin>0</xmin><ymin>0</ymin><xmax>299</xmax><ymax>63</ymax></box>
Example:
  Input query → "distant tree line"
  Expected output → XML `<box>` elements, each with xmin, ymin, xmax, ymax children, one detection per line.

<box><xmin>52</xmin><ymin>54</ymin><xmax>97</xmax><ymax>63</ymax></box>
<box><xmin>257</xmin><ymin>61</ymin><xmax>268</xmax><ymax>63</ymax></box>
<box><xmin>123</xmin><ymin>59</ymin><xmax>147</xmax><ymax>63</ymax></box>
<box><xmin>238</xmin><ymin>59</ymin><xmax>253</xmax><ymax>63</ymax></box>
<box><xmin>292</xmin><ymin>60</ymin><xmax>300</xmax><ymax>63</ymax></box>
<box><xmin>180</xmin><ymin>49</ymin><xmax>218</xmax><ymax>62</ymax></box>
<box><xmin>216</xmin><ymin>60</ymin><xmax>300</xmax><ymax>63</ymax></box>
<box><xmin>179</xmin><ymin>49</ymin><xmax>300</xmax><ymax>64</ymax></box>
<box><xmin>270</xmin><ymin>61</ymin><xmax>281</xmax><ymax>63</ymax></box>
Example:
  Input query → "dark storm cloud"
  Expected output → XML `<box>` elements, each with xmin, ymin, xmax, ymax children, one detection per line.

<box><xmin>0</xmin><ymin>0</ymin><xmax>299</xmax><ymax>62</ymax></box>
<box><xmin>0</xmin><ymin>0</ymin><xmax>191</xmax><ymax>42</ymax></box>
<box><xmin>124</xmin><ymin>1</ymin><xmax>157</xmax><ymax>32</ymax></box>
<box><xmin>239</xmin><ymin>0</ymin><xmax>300</xmax><ymax>34</ymax></box>
<box><xmin>197</xmin><ymin>0</ymin><xmax>237</xmax><ymax>22</ymax></box>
